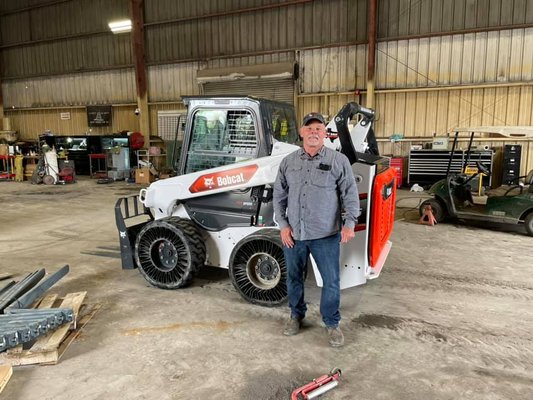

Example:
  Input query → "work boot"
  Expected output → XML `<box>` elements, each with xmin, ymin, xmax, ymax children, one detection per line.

<box><xmin>283</xmin><ymin>316</ymin><xmax>303</xmax><ymax>336</ymax></box>
<box><xmin>327</xmin><ymin>326</ymin><xmax>344</xmax><ymax>347</ymax></box>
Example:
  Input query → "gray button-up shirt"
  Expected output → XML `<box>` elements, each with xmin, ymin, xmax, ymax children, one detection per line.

<box><xmin>273</xmin><ymin>146</ymin><xmax>360</xmax><ymax>241</ymax></box>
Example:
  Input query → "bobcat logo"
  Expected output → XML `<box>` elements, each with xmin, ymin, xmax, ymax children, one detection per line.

<box><xmin>203</xmin><ymin>177</ymin><xmax>215</xmax><ymax>189</ymax></box>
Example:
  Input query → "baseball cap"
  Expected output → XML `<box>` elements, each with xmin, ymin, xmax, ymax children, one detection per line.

<box><xmin>302</xmin><ymin>112</ymin><xmax>325</xmax><ymax>126</ymax></box>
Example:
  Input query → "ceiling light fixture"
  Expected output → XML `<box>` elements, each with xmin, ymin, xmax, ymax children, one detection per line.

<box><xmin>108</xmin><ymin>19</ymin><xmax>132</xmax><ymax>34</ymax></box>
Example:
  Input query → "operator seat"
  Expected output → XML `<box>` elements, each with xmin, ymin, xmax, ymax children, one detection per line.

<box><xmin>525</xmin><ymin>169</ymin><xmax>533</xmax><ymax>186</ymax></box>
<box><xmin>527</xmin><ymin>169</ymin><xmax>533</xmax><ymax>194</ymax></box>
<box><xmin>486</xmin><ymin>169</ymin><xmax>533</xmax><ymax>197</ymax></box>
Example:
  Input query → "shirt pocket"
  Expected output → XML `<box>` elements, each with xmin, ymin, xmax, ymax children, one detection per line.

<box><xmin>286</xmin><ymin>165</ymin><xmax>303</xmax><ymax>185</ymax></box>
<box><xmin>311</xmin><ymin>168</ymin><xmax>334</xmax><ymax>188</ymax></box>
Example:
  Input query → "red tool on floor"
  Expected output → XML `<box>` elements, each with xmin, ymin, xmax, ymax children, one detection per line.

<box><xmin>419</xmin><ymin>204</ymin><xmax>437</xmax><ymax>226</ymax></box>
<box><xmin>291</xmin><ymin>368</ymin><xmax>342</xmax><ymax>399</ymax></box>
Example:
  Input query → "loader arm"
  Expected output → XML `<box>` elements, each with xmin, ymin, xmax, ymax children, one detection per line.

<box><xmin>326</xmin><ymin>102</ymin><xmax>378</xmax><ymax>164</ymax></box>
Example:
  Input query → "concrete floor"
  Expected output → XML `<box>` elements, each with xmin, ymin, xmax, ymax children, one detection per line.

<box><xmin>1</xmin><ymin>178</ymin><xmax>532</xmax><ymax>399</ymax></box>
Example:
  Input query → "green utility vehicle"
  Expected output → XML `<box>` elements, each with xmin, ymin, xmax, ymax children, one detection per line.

<box><xmin>419</xmin><ymin>127</ymin><xmax>533</xmax><ymax>236</ymax></box>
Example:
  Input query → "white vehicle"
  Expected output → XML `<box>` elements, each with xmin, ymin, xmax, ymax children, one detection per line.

<box><xmin>116</xmin><ymin>96</ymin><xmax>397</xmax><ymax>306</ymax></box>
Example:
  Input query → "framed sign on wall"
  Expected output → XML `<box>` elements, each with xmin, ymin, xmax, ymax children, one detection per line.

<box><xmin>87</xmin><ymin>105</ymin><xmax>112</xmax><ymax>127</ymax></box>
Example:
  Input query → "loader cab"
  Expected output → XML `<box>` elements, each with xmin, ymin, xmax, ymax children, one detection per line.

<box><xmin>178</xmin><ymin>96</ymin><xmax>298</xmax><ymax>176</ymax></box>
<box><xmin>177</xmin><ymin>96</ymin><xmax>299</xmax><ymax>231</ymax></box>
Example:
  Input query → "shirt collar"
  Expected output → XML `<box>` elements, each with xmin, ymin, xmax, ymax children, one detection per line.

<box><xmin>298</xmin><ymin>145</ymin><xmax>326</xmax><ymax>160</ymax></box>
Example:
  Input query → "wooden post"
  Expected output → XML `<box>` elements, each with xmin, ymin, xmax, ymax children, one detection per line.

<box><xmin>129</xmin><ymin>0</ymin><xmax>150</xmax><ymax>148</ymax></box>
<box><xmin>0</xmin><ymin>75</ymin><xmax>4</xmax><ymax>130</ymax></box>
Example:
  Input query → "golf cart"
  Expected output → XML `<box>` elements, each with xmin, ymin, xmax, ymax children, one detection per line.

<box><xmin>419</xmin><ymin>127</ymin><xmax>533</xmax><ymax>236</ymax></box>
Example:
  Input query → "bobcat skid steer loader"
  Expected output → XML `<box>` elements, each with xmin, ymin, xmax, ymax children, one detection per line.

<box><xmin>115</xmin><ymin>96</ymin><xmax>396</xmax><ymax>306</ymax></box>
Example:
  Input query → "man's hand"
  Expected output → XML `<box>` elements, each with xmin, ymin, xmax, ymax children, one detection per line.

<box><xmin>280</xmin><ymin>226</ymin><xmax>294</xmax><ymax>248</ymax></box>
<box><xmin>340</xmin><ymin>226</ymin><xmax>355</xmax><ymax>244</ymax></box>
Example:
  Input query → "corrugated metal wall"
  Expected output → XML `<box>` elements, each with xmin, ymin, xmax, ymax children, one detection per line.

<box><xmin>374</xmin><ymin>85</ymin><xmax>533</xmax><ymax>135</ymax></box>
<box><xmin>144</xmin><ymin>0</ymin><xmax>367</xmax><ymax>63</ymax></box>
<box><xmin>0</xmin><ymin>0</ymin><xmax>367</xmax><ymax>78</ymax></box>
<box><xmin>148</xmin><ymin>62</ymin><xmax>200</xmax><ymax>102</ymax></box>
<box><xmin>3</xmin><ymin>69</ymin><xmax>136</xmax><ymax>108</ymax></box>
<box><xmin>296</xmin><ymin>26</ymin><xmax>533</xmax><ymax>134</ymax></box>
<box><xmin>378</xmin><ymin>0</ymin><xmax>533</xmax><ymax>38</ymax></box>
<box><xmin>2</xmin><ymin>68</ymin><xmax>139</xmax><ymax>139</ymax></box>
<box><xmin>299</xmin><ymin>45</ymin><xmax>367</xmax><ymax>93</ymax></box>
<box><xmin>1</xmin><ymin>35</ymin><xmax>132</xmax><ymax>78</ymax></box>
<box><xmin>297</xmin><ymin>27</ymin><xmax>533</xmax><ymax>95</ymax></box>
<box><xmin>203</xmin><ymin>51</ymin><xmax>294</xmax><ymax>69</ymax></box>
<box><xmin>2</xmin><ymin>0</ymin><xmax>533</xmax><ymax>174</ymax></box>
<box><xmin>0</xmin><ymin>0</ymin><xmax>131</xmax><ymax>78</ymax></box>
<box><xmin>2</xmin><ymin>0</ymin><xmax>533</xmax><ymax>79</ymax></box>
<box><xmin>375</xmin><ymin>28</ymin><xmax>533</xmax><ymax>88</ymax></box>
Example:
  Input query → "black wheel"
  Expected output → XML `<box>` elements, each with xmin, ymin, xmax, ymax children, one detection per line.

<box><xmin>43</xmin><ymin>174</ymin><xmax>55</xmax><ymax>185</ymax></box>
<box><xmin>229</xmin><ymin>229</ymin><xmax>287</xmax><ymax>307</ymax></box>
<box><xmin>419</xmin><ymin>198</ymin><xmax>446</xmax><ymax>223</ymax></box>
<box><xmin>134</xmin><ymin>217</ymin><xmax>206</xmax><ymax>289</ymax></box>
<box><xmin>525</xmin><ymin>213</ymin><xmax>533</xmax><ymax>237</ymax></box>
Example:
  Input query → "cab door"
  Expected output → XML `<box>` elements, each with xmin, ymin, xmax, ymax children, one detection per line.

<box><xmin>181</xmin><ymin>108</ymin><xmax>263</xmax><ymax>231</ymax></box>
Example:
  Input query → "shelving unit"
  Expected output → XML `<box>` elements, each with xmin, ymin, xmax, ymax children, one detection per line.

<box><xmin>0</xmin><ymin>155</ymin><xmax>16</xmax><ymax>180</ymax></box>
<box><xmin>136</xmin><ymin>149</ymin><xmax>166</xmax><ymax>171</ymax></box>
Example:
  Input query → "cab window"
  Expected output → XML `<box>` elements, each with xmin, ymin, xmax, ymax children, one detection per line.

<box><xmin>267</xmin><ymin>104</ymin><xmax>298</xmax><ymax>144</ymax></box>
<box><xmin>185</xmin><ymin>109</ymin><xmax>258</xmax><ymax>174</ymax></box>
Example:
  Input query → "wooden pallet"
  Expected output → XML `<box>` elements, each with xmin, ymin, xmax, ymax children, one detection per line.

<box><xmin>0</xmin><ymin>291</ymin><xmax>101</xmax><ymax>366</ymax></box>
<box><xmin>0</xmin><ymin>364</ymin><xmax>12</xmax><ymax>394</ymax></box>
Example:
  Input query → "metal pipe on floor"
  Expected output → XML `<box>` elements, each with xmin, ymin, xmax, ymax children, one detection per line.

<box><xmin>6</xmin><ymin>265</ymin><xmax>69</xmax><ymax>310</ymax></box>
<box><xmin>0</xmin><ymin>281</ymin><xmax>16</xmax><ymax>297</ymax></box>
<box><xmin>0</xmin><ymin>269</ymin><xmax>45</xmax><ymax>313</ymax></box>
<box><xmin>0</xmin><ymin>308</ymin><xmax>74</xmax><ymax>352</ymax></box>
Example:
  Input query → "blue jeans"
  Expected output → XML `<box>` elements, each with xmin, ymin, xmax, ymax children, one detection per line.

<box><xmin>283</xmin><ymin>233</ymin><xmax>341</xmax><ymax>328</ymax></box>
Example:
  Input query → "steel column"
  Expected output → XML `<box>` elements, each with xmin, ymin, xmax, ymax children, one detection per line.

<box><xmin>366</xmin><ymin>0</ymin><xmax>378</xmax><ymax>109</ymax></box>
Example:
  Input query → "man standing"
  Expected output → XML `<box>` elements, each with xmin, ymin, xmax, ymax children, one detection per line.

<box><xmin>273</xmin><ymin>112</ymin><xmax>360</xmax><ymax>347</ymax></box>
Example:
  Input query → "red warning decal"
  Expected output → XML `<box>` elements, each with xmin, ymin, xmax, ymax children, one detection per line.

<box><xmin>189</xmin><ymin>164</ymin><xmax>259</xmax><ymax>193</ymax></box>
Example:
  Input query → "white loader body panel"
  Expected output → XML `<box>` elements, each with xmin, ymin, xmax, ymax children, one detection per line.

<box><xmin>140</xmin><ymin>141</ymin><xmax>299</xmax><ymax>219</ymax></box>
<box><xmin>310</xmin><ymin>162</ymin><xmax>388</xmax><ymax>290</ymax></box>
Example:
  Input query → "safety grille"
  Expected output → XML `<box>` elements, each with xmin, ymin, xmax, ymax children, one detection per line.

<box><xmin>226</xmin><ymin>111</ymin><xmax>256</xmax><ymax>155</ymax></box>
<box><xmin>157</xmin><ymin>110</ymin><xmax>185</xmax><ymax>141</ymax></box>
<box><xmin>185</xmin><ymin>109</ymin><xmax>258</xmax><ymax>174</ymax></box>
